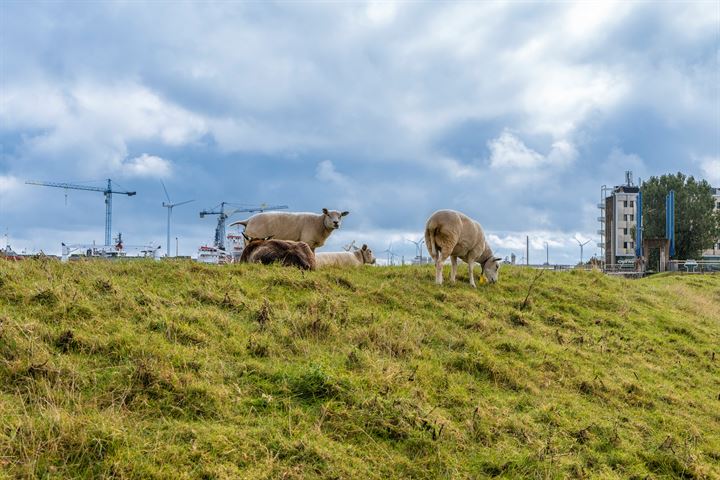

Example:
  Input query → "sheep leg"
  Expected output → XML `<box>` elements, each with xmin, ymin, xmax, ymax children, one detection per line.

<box><xmin>450</xmin><ymin>256</ymin><xmax>458</xmax><ymax>283</ymax></box>
<box><xmin>467</xmin><ymin>259</ymin><xmax>477</xmax><ymax>288</ymax></box>
<box><xmin>435</xmin><ymin>252</ymin><xmax>446</xmax><ymax>285</ymax></box>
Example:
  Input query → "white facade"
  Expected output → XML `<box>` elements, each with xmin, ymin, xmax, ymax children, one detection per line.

<box><xmin>604</xmin><ymin>184</ymin><xmax>639</xmax><ymax>265</ymax></box>
<box><xmin>612</xmin><ymin>191</ymin><xmax>638</xmax><ymax>258</ymax></box>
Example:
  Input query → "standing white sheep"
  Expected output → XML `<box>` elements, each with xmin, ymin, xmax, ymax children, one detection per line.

<box><xmin>315</xmin><ymin>244</ymin><xmax>376</xmax><ymax>268</ymax></box>
<box><xmin>424</xmin><ymin>209</ymin><xmax>501</xmax><ymax>287</ymax></box>
<box><xmin>230</xmin><ymin>208</ymin><xmax>349</xmax><ymax>251</ymax></box>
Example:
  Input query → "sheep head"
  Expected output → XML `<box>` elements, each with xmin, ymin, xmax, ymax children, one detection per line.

<box><xmin>321</xmin><ymin>208</ymin><xmax>349</xmax><ymax>230</ymax></box>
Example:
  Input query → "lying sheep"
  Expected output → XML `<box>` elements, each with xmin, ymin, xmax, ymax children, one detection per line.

<box><xmin>231</xmin><ymin>208</ymin><xmax>349</xmax><ymax>251</ymax></box>
<box><xmin>315</xmin><ymin>244</ymin><xmax>376</xmax><ymax>268</ymax></box>
<box><xmin>424</xmin><ymin>209</ymin><xmax>501</xmax><ymax>287</ymax></box>
<box><xmin>239</xmin><ymin>234</ymin><xmax>316</xmax><ymax>270</ymax></box>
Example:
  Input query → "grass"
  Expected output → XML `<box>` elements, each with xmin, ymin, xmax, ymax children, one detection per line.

<box><xmin>0</xmin><ymin>259</ymin><xmax>718</xmax><ymax>479</ymax></box>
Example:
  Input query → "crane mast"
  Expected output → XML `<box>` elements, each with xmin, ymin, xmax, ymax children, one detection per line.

<box><xmin>26</xmin><ymin>178</ymin><xmax>136</xmax><ymax>245</ymax></box>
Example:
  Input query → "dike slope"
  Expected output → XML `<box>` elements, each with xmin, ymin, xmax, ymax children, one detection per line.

<box><xmin>1</xmin><ymin>260</ymin><xmax>718</xmax><ymax>479</ymax></box>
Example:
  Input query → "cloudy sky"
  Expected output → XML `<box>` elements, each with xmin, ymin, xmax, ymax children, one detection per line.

<box><xmin>1</xmin><ymin>1</ymin><xmax>718</xmax><ymax>263</ymax></box>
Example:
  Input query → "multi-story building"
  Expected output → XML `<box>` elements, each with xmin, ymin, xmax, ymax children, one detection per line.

<box><xmin>601</xmin><ymin>177</ymin><xmax>720</xmax><ymax>264</ymax></box>
<box><xmin>601</xmin><ymin>178</ymin><xmax>639</xmax><ymax>266</ymax></box>
<box><xmin>702</xmin><ymin>187</ymin><xmax>720</xmax><ymax>259</ymax></box>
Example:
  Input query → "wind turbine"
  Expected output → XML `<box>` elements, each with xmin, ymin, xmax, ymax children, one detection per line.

<box><xmin>406</xmin><ymin>237</ymin><xmax>425</xmax><ymax>263</ymax></box>
<box><xmin>343</xmin><ymin>240</ymin><xmax>358</xmax><ymax>252</ymax></box>
<box><xmin>574</xmin><ymin>236</ymin><xmax>591</xmax><ymax>265</ymax></box>
<box><xmin>161</xmin><ymin>181</ymin><xmax>194</xmax><ymax>257</ymax></box>
<box><xmin>383</xmin><ymin>242</ymin><xmax>398</xmax><ymax>266</ymax></box>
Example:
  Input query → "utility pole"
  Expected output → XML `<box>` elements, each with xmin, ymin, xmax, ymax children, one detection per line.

<box><xmin>544</xmin><ymin>241</ymin><xmax>549</xmax><ymax>265</ymax></box>
<box><xmin>526</xmin><ymin>236</ymin><xmax>529</xmax><ymax>266</ymax></box>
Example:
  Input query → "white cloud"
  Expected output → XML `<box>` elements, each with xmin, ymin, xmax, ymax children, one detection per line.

<box><xmin>1</xmin><ymin>82</ymin><xmax>206</xmax><ymax>177</ymax></box>
<box><xmin>698</xmin><ymin>156</ymin><xmax>720</xmax><ymax>185</ymax></box>
<box><xmin>0</xmin><ymin>175</ymin><xmax>21</xmax><ymax>195</ymax></box>
<box><xmin>365</xmin><ymin>0</ymin><xmax>398</xmax><ymax>25</ymax></box>
<box><xmin>316</xmin><ymin>160</ymin><xmax>349</xmax><ymax>185</ymax></box>
<box><xmin>120</xmin><ymin>154</ymin><xmax>172</xmax><ymax>178</ymax></box>
<box><xmin>487</xmin><ymin>130</ymin><xmax>577</xmax><ymax>185</ymax></box>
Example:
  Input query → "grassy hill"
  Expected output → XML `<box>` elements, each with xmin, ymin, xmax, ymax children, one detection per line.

<box><xmin>0</xmin><ymin>259</ymin><xmax>718</xmax><ymax>479</ymax></box>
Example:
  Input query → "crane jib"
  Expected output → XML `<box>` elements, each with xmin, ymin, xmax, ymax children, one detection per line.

<box><xmin>25</xmin><ymin>178</ymin><xmax>136</xmax><ymax>246</ymax></box>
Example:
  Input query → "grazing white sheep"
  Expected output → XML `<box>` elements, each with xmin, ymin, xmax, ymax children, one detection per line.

<box><xmin>424</xmin><ymin>209</ymin><xmax>501</xmax><ymax>287</ymax></box>
<box><xmin>230</xmin><ymin>208</ymin><xmax>349</xmax><ymax>251</ymax></box>
<box><xmin>315</xmin><ymin>244</ymin><xmax>376</xmax><ymax>268</ymax></box>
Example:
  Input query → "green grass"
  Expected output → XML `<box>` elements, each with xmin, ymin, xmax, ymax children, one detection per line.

<box><xmin>1</xmin><ymin>259</ymin><xmax>718</xmax><ymax>479</ymax></box>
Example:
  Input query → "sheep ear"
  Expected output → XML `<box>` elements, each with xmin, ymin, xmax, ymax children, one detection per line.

<box><xmin>322</xmin><ymin>208</ymin><xmax>329</xmax><ymax>215</ymax></box>
<box><xmin>362</xmin><ymin>244</ymin><xmax>367</xmax><ymax>251</ymax></box>
<box><xmin>341</xmin><ymin>211</ymin><xmax>350</xmax><ymax>216</ymax></box>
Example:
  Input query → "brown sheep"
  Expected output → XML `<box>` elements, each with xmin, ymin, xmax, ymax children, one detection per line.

<box><xmin>239</xmin><ymin>234</ymin><xmax>316</xmax><ymax>270</ymax></box>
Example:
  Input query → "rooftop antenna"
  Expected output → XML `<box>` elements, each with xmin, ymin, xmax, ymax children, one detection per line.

<box><xmin>625</xmin><ymin>170</ymin><xmax>633</xmax><ymax>186</ymax></box>
<box><xmin>200</xmin><ymin>202</ymin><xmax>288</xmax><ymax>250</ymax></box>
<box><xmin>574</xmin><ymin>236</ymin><xmax>591</xmax><ymax>265</ymax></box>
<box><xmin>26</xmin><ymin>178</ymin><xmax>136</xmax><ymax>245</ymax></box>
<box><xmin>161</xmin><ymin>181</ymin><xmax>194</xmax><ymax>258</ymax></box>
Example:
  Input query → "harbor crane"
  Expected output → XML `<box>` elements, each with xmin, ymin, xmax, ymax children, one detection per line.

<box><xmin>199</xmin><ymin>202</ymin><xmax>288</xmax><ymax>250</ymax></box>
<box><xmin>26</xmin><ymin>178</ymin><xmax>136</xmax><ymax>246</ymax></box>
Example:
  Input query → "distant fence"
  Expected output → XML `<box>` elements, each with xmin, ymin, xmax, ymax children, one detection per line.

<box><xmin>668</xmin><ymin>260</ymin><xmax>720</xmax><ymax>273</ymax></box>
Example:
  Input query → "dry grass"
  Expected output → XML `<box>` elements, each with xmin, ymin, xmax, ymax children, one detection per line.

<box><xmin>0</xmin><ymin>259</ymin><xmax>718</xmax><ymax>479</ymax></box>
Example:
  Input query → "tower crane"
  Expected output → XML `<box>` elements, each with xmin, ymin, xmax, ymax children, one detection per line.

<box><xmin>199</xmin><ymin>202</ymin><xmax>288</xmax><ymax>250</ymax></box>
<box><xmin>26</xmin><ymin>178</ymin><xmax>136</xmax><ymax>246</ymax></box>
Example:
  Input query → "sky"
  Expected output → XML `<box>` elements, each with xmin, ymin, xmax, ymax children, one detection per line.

<box><xmin>1</xmin><ymin>0</ymin><xmax>719</xmax><ymax>264</ymax></box>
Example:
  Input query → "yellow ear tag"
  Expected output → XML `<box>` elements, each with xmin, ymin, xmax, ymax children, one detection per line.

<box><xmin>478</xmin><ymin>276</ymin><xmax>487</xmax><ymax>285</ymax></box>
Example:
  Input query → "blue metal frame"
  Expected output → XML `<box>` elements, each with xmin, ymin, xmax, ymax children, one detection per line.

<box><xmin>666</xmin><ymin>190</ymin><xmax>675</xmax><ymax>257</ymax></box>
<box><xmin>635</xmin><ymin>191</ymin><xmax>643</xmax><ymax>258</ymax></box>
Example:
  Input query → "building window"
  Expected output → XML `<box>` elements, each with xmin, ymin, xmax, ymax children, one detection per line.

<box><xmin>629</xmin><ymin>200</ymin><xmax>634</xmax><ymax>208</ymax></box>
<box><xmin>623</xmin><ymin>200</ymin><xmax>628</xmax><ymax>208</ymax></box>
<box><xmin>624</xmin><ymin>241</ymin><xmax>634</xmax><ymax>249</ymax></box>
<box><xmin>629</xmin><ymin>214</ymin><xmax>634</xmax><ymax>221</ymax></box>
<box><xmin>716</xmin><ymin>201</ymin><xmax>720</xmax><ymax>209</ymax></box>
<box><xmin>623</xmin><ymin>228</ymin><xmax>628</xmax><ymax>235</ymax></box>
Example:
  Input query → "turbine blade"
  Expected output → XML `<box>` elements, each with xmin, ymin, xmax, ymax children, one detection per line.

<box><xmin>161</xmin><ymin>181</ymin><xmax>171</xmax><ymax>203</ymax></box>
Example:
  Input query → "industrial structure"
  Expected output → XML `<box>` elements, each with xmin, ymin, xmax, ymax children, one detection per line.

<box><xmin>199</xmin><ymin>202</ymin><xmax>288</xmax><ymax>251</ymax></box>
<box><xmin>601</xmin><ymin>172</ymin><xmax>719</xmax><ymax>272</ymax></box>
<box><xmin>600</xmin><ymin>171</ymin><xmax>640</xmax><ymax>266</ymax></box>
<box><xmin>60</xmin><ymin>233</ymin><xmax>160</xmax><ymax>262</ymax></box>
<box><xmin>26</xmin><ymin>178</ymin><xmax>136</xmax><ymax>246</ymax></box>
<box><xmin>197</xmin><ymin>202</ymin><xmax>288</xmax><ymax>263</ymax></box>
